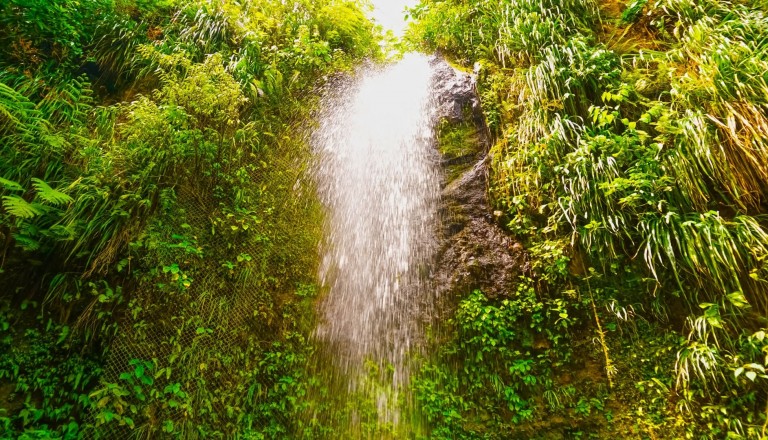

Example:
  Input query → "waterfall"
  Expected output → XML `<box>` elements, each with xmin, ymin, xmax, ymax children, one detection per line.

<box><xmin>312</xmin><ymin>53</ymin><xmax>440</xmax><ymax>426</ymax></box>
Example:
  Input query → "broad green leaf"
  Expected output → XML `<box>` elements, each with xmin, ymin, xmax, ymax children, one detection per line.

<box><xmin>726</xmin><ymin>292</ymin><xmax>750</xmax><ymax>309</ymax></box>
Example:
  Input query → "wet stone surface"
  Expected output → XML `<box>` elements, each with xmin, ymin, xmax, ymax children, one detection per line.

<box><xmin>429</xmin><ymin>56</ymin><xmax>529</xmax><ymax>302</ymax></box>
<box><xmin>430</xmin><ymin>56</ymin><xmax>483</xmax><ymax>125</ymax></box>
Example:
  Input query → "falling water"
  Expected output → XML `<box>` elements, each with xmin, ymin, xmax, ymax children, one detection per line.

<box><xmin>312</xmin><ymin>53</ymin><xmax>440</xmax><ymax>423</ymax></box>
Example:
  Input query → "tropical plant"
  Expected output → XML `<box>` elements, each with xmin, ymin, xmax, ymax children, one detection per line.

<box><xmin>409</xmin><ymin>0</ymin><xmax>768</xmax><ymax>436</ymax></box>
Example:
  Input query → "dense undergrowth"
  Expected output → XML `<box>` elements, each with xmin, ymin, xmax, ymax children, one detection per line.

<box><xmin>6</xmin><ymin>0</ymin><xmax>768</xmax><ymax>438</ymax></box>
<box><xmin>408</xmin><ymin>0</ymin><xmax>768</xmax><ymax>438</ymax></box>
<box><xmin>0</xmin><ymin>0</ymin><xmax>380</xmax><ymax>438</ymax></box>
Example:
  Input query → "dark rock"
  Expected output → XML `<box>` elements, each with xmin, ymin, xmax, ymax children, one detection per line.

<box><xmin>430</xmin><ymin>56</ymin><xmax>528</xmax><ymax>302</ymax></box>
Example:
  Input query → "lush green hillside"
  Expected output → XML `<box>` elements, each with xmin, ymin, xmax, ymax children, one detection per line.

<box><xmin>407</xmin><ymin>0</ymin><xmax>768</xmax><ymax>438</ymax></box>
<box><xmin>0</xmin><ymin>1</ymin><xmax>379</xmax><ymax>438</ymax></box>
<box><xmin>4</xmin><ymin>0</ymin><xmax>768</xmax><ymax>438</ymax></box>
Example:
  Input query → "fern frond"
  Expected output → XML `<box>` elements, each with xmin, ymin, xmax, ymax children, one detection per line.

<box><xmin>12</xmin><ymin>233</ymin><xmax>41</xmax><ymax>251</ymax></box>
<box><xmin>2</xmin><ymin>195</ymin><xmax>43</xmax><ymax>218</ymax></box>
<box><xmin>37</xmin><ymin>78</ymin><xmax>93</xmax><ymax>127</ymax></box>
<box><xmin>48</xmin><ymin>224</ymin><xmax>76</xmax><ymax>240</ymax></box>
<box><xmin>31</xmin><ymin>178</ymin><xmax>74</xmax><ymax>206</ymax></box>
<box><xmin>0</xmin><ymin>177</ymin><xmax>23</xmax><ymax>191</ymax></box>
<box><xmin>0</xmin><ymin>82</ymin><xmax>35</xmax><ymax>132</ymax></box>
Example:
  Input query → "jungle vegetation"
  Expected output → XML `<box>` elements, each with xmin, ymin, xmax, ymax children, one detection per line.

<box><xmin>408</xmin><ymin>0</ymin><xmax>768</xmax><ymax>438</ymax></box>
<box><xmin>3</xmin><ymin>0</ymin><xmax>768</xmax><ymax>439</ymax></box>
<box><xmin>0</xmin><ymin>0</ymin><xmax>380</xmax><ymax>438</ymax></box>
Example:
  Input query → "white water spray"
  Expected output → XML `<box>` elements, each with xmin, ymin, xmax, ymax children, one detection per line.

<box><xmin>313</xmin><ymin>54</ymin><xmax>440</xmax><ymax>405</ymax></box>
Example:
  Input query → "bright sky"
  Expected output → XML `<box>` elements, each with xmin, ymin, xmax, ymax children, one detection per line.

<box><xmin>369</xmin><ymin>0</ymin><xmax>419</xmax><ymax>37</ymax></box>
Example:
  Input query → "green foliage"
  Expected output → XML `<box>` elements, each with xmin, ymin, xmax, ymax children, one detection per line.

<box><xmin>0</xmin><ymin>0</ymin><xmax>114</xmax><ymax>69</ymax></box>
<box><xmin>407</xmin><ymin>0</ymin><xmax>598</xmax><ymax>67</ymax></box>
<box><xmin>0</xmin><ymin>310</ymin><xmax>102</xmax><ymax>439</ymax></box>
<box><xmin>0</xmin><ymin>0</ymin><xmax>380</xmax><ymax>438</ymax></box>
<box><xmin>410</xmin><ymin>0</ymin><xmax>768</xmax><ymax>437</ymax></box>
<box><xmin>317</xmin><ymin>2</ymin><xmax>378</xmax><ymax>58</ymax></box>
<box><xmin>437</xmin><ymin>117</ymin><xmax>481</xmax><ymax>183</ymax></box>
<box><xmin>413</xmin><ymin>282</ymin><xmax>587</xmax><ymax>438</ymax></box>
<box><xmin>622</xmin><ymin>0</ymin><xmax>649</xmax><ymax>23</ymax></box>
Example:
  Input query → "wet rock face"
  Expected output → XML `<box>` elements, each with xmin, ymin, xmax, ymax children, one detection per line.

<box><xmin>430</xmin><ymin>57</ymin><xmax>482</xmax><ymax>125</ymax></box>
<box><xmin>437</xmin><ymin>161</ymin><xmax>528</xmax><ymax>300</ymax></box>
<box><xmin>430</xmin><ymin>57</ymin><xmax>528</xmax><ymax>301</ymax></box>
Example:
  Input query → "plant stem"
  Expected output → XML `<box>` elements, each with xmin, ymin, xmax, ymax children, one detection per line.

<box><xmin>761</xmin><ymin>398</ymin><xmax>768</xmax><ymax>438</ymax></box>
<box><xmin>588</xmin><ymin>280</ymin><xmax>614</xmax><ymax>389</ymax></box>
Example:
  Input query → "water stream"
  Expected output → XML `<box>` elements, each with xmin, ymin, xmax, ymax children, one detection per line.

<box><xmin>312</xmin><ymin>53</ymin><xmax>440</xmax><ymax>426</ymax></box>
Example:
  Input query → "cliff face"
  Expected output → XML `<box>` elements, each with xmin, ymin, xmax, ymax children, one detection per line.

<box><xmin>430</xmin><ymin>57</ymin><xmax>527</xmax><ymax>307</ymax></box>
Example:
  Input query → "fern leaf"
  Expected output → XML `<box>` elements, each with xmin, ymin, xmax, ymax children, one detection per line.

<box><xmin>0</xmin><ymin>177</ymin><xmax>23</xmax><ymax>192</ymax></box>
<box><xmin>32</xmin><ymin>178</ymin><xmax>74</xmax><ymax>206</ymax></box>
<box><xmin>2</xmin><ymin>195</ymin><xmax>43</xmax><ymax>218</ymax></box>
<box><xmin>48</xmin><ymin>224</ymin><xmax>76</xmax><ymax>240</ymax></box>
<box><xmin>0</xmin><ymin>83</ymin><xmax>26</xmax><ymax>130</ymax></box>
<box><xmin>12</xmin><ymin>233</ymin><xmax>41</xmax><ymax>251</ymax></box>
